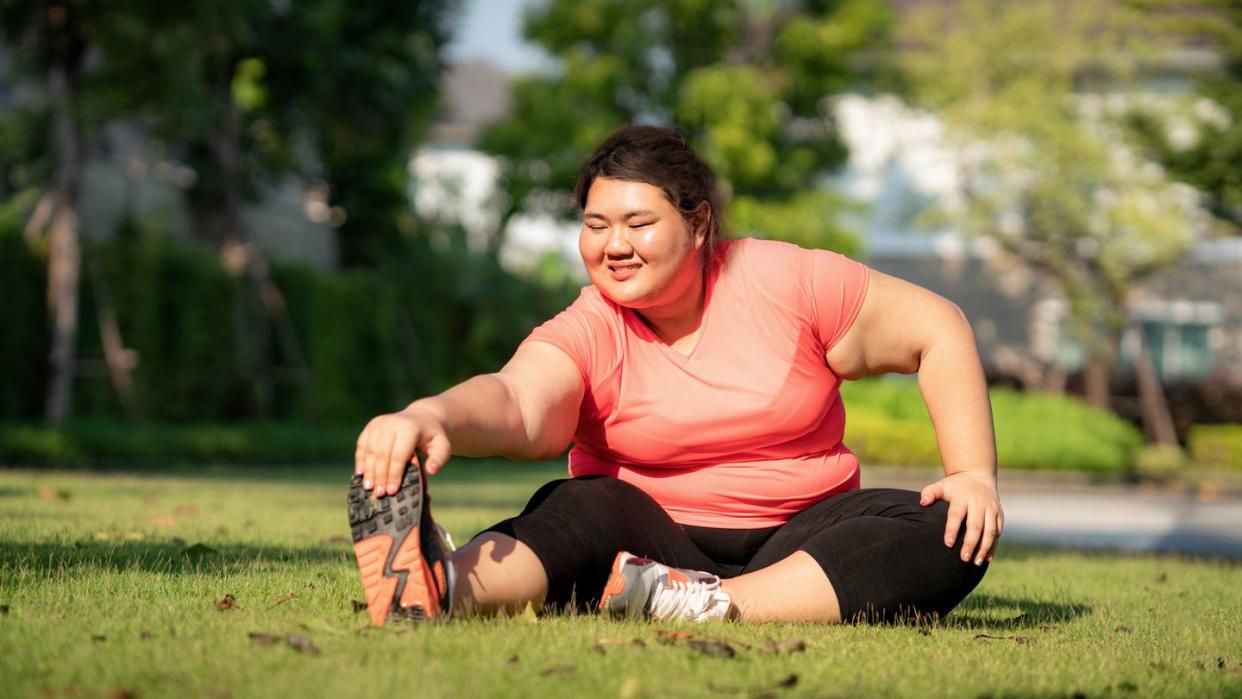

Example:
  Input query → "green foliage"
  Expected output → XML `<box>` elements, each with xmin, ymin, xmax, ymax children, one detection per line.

<box><xmin>842</xmin><ymin>379</ymin><xmax>1144</xmax><ymax>473</ymax></box>
<box><xmin>482</xmin><ymin>0</ymin><xmax>890</xmax><ymax>251</ymax></box>
<box><xmin>0</xmin><ymin>420</ymin><xmax>358</xmax><ymax>466</ymax></box>
<box><xmin>0</xmin><ymin>222</ymin><xmax>48</xmax><ymax>420</ymax></box>
<box><xmin>1127</xmin><ymin>0</ymin><xmax>1242</xmax><ymax>231</ymax></box>
<box><xmin>1188</xmin><ymin>423</ymin><xmax>1242</xmax><ymax>471</ymax></box>
<box><xmin>0</xmin><ymin>227</ymin><xmax>577</xmax><ymax>425</ymax></box>
<box><xmin>899</xmin><ymin>0</ymin><xmax>1208</xmax><ymax>366</ymax></box>
<box><xmin>1133</xmin><ymin>444</ymin><xmax>1190</xmax><ymax>481</ymax></box>
<box><xmin>0</xmin><ymin>0</ymin><xmax>459</xmax><ymax>264</ymax></box>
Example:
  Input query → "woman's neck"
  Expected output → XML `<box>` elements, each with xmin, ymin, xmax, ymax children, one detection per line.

<box><xmin>635</xmin><ymin>263</ymin><xmax>708</xmax><ymax>349</ymax></box>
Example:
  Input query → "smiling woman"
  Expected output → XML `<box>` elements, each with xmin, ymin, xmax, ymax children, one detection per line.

<box><xmin>349</xmin><ymin>125</ymin><xmax>1002</xmax><ymax>627</ymax></box>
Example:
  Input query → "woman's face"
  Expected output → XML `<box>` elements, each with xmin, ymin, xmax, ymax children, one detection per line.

<box><xmin>579</xmin><ymin>177</ymin><xmax>706</xmax><ymax>310</ymax></box>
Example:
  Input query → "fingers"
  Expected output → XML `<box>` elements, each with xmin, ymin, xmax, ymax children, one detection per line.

<box><xmin>975</xmin><ymin>509</ymin><xmax>999</xmax><ymax>565</ymax></box>
<box><xmin>919</xmin><ymin>483</ymin><xmax>944</xmax><ymax>507</ymax></box>
<box><xmin>959</xmin><ymin>505</ymin><xmax>984</xmax><ymax>563</ymax></box>
<box><xmin>385</xmin><ymin>432</ymin><xmax>416</xmax><ymax>494</ymax></box>
<box><xmin>372</xmin><ymin>430</ymin><xmax>397</xmax><ymax>497</ymax></box>
<box><xmin>943</xmin><ymin>501</ymin><xmax>967</xmax><ymax>550</ymax></box>
<box><xmin>422</xmin><ymin>431</ymin><xmax>452</xmax><ymax>475</ymax></box>
<box><xmin>353</xmin><ymin>409</ymin><xmax>452</xmax><ymax>497</ymax></box>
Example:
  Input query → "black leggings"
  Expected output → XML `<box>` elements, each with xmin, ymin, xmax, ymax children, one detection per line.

<box><xmin>483</xmin><ymin>476</ymin><xmax>987</xmax><ymax>622</ymax></box>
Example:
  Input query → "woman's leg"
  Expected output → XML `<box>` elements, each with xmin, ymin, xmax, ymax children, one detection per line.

<box><xmin>722</xmin><ymin>488</ymin><xmax>988</xmax><ymax>623</ymax></box>
<box><xmin>456</xmin><ymin>476</ymin><xmax>717</xmax><ymax>614</ymax></box>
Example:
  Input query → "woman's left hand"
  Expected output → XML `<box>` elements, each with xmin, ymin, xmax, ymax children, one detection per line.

<box><xmin>920</xmin><ymin>471</ymin><xmax>1003</xmax><ymax>566</ymax></box>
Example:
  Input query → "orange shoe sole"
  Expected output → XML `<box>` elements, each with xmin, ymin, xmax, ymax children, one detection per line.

<box><xmin>348</xmin><ymin>466</ymin><xmax>447</xmax><ymax>625</ymax></box>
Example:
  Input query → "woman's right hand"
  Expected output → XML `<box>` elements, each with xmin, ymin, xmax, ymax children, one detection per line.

<box><xmin>355</xmin><ymin>405</ymin><xmax>453</xmax><ymax>497</ymax></box>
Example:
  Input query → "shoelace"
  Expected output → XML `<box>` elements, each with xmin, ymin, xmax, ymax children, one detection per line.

<box><xmin>435</xmin><ymin>523</ymin><xmax>457</xmax><ymax>552</ymax></box>
<box><xmin>649</xmin><ymin>575</ymin><xmax>726</xmax><ymax>621</ymax></box>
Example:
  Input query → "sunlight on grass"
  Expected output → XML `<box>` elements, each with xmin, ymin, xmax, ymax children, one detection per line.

<box><xmin>1</xmin><ymin>464</ymin><xmax>1239</xmax><ymax>698</ymax></box>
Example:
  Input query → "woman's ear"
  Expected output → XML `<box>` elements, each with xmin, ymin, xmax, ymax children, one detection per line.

<box><xmin>689</xmin><ymin>202</ymin><xmax>710</xmax><ymax>249</ymax></box>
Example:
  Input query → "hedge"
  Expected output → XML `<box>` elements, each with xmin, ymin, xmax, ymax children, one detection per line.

<box><xmin>842</xmin><ymin>378</ymin><xmax>1145</xmax><ymax>473</ymax></box>
<box><xmin>1188</xmin><ymin>424</ymin><xmax>1242</xmax><ymax>471</ymax></box>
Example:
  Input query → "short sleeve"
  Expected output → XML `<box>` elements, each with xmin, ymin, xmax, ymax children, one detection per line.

<box><xmin>520</xmin><ymin>287</ymin><xmax>618</xmax><ymax>386</ymax></box>
<box><xmin>805</xmin><ymin>249</ymin><xmax>871</xmax><ymax>351</ymax></box>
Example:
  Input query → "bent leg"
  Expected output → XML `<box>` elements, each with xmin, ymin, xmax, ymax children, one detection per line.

<box><xmin>726</xmin><ymin>488</ymin><xmax>988</xmax><ymax>623</ymax></box>
<box><xmin>463</xmin><ymin>476</ymin><xmax>715</xmax><ymax>613</ymax></box>
<box><xmin>451</xmin><ymin>532</ymin><xmax>547</xmax><ymax>615</ymax></box>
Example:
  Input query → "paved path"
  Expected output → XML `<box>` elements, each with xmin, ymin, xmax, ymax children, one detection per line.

<box><xmin>862</xmin><ymin>468</ymin><xmax>1242</xmax><ymax>559</ymax></box>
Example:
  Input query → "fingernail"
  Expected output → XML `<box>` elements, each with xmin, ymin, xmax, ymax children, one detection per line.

<box><xmin>363</xmin><ymin>479</ymin><xmax>372</xmax><ymax>490</ymax></box>
<box><xmin>945</xmin><ymin>539</ymin><xmax>954</xmax><ymax>547</ymax></box>
<box><xmin>975</xmin><ymin>557</ymin><xmax>984</xmax><ymax>566</ymax></box>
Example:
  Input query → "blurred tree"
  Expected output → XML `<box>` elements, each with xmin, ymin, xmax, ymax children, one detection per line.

<box><xmin>1126</xmin><ymin>0</ymin><xmax>1242</xmax><ymax>233</ymax></box>
<box><xmin>900</xmin><ymin>0</ymin><xmax>1210</xmax><ymax>415</ymax></box>
<box><xmin>93</xmin><ymin>0</ymin><xmax>458</xmax><ymax>265</ymax></box>
<box><xmin>0</xmin><ymin>0</ymin><xmax>108</xmax><ymax>425</ymax></box>
<box><xmin>479</xmin><ymin>0</ymin><xmax>893</xmax><ymax>256</ymax></box>
<box><xmin>0</xmin><ymin>0</ymin><xmax>459</xmax><ymax>422</ymax></box>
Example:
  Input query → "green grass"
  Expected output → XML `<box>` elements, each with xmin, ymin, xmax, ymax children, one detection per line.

<box><xmin>1</xmin><ymin>462</ymin><xmax>1239</xmax><ymax>698</ymax></box>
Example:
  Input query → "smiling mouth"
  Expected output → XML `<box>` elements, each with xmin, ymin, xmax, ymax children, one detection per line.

<box><xmin>609</xmin><ymin>263</ymin><xmax>642</xmax><ymax>272</ymax></box>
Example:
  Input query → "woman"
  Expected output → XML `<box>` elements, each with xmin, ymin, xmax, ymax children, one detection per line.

<box><xmin>348</xmin><ymin>125</ymin><xmax>1003</xmax><ymax>626</ymax></box>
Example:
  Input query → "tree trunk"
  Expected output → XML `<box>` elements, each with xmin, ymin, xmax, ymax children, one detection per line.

<box><xmin>43</xmin><ymin>15</ymin><xmax>87</xmax><ymax>426</ymax></box>
<box><xmin>1136</xmin><ymin>341</ymin><xmax>1178</xmax><ymax>445</ymax></box>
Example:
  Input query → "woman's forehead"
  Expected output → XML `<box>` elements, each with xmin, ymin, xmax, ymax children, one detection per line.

<box><xmin>584</xmin><ymin>177</ymin><xmax>675</xmax><ymax>215</ymax></box>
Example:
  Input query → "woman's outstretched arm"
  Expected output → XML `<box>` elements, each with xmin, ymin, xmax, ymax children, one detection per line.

<box><xmin>356</xmin><ymin>341</ymin><xmax>584</xmax><ymax>496</ymax></box>
<box><xmin>826</xmin><ymin>270</ymin><xmax>1002</xmax><ymax>565</ymax></box>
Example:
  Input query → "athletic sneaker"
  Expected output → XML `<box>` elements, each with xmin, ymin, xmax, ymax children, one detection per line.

<box><xmin>599</xmin><ymin>551</ymin><xmax>732</xmax><ymax>622</ymax></box>
<box><xmin>348</xmin><ymin>463</ymin><xmax>456</xmax><ymax>625</ymax></box>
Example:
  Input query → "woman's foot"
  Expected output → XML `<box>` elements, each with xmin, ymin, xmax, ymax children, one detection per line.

<box><xmin>348</xmin><ymin>463</ymin><xmax>455</xmax><ymax>625</ymax></box>
<box><xmin>599</xmin><ymin>551</ymin><xmax>731</xmax><ymax>621</ymax></box>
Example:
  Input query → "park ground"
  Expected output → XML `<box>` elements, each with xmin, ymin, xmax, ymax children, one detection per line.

<box><xmin>1</xmin><ymin>461</ymin><xmax>1240</xmax><ymax>698</ymax></box>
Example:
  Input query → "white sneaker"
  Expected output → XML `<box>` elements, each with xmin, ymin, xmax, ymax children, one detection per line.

<box><xmin>598</xmin><ymin>551</ymin><xmax>732</xmax><ymax>622</ymax></box>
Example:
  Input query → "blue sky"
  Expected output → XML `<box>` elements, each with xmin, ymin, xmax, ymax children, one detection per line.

<box><xmin>445</xmin><ymin>0</ymin><xmax>552</xmax><ymax>73</ymax></box>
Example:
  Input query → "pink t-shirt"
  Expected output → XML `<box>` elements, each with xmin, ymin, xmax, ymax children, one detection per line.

<box><xmin>522</xmin><ymin>237</ymin><xmax>871</xmax><ymax>528</ymax></box>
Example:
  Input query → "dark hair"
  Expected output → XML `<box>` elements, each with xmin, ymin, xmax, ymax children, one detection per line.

<box><xmin>574</xmin><ymin>125</ymin><xmax>725</xmax><ymax>266</ymax></box>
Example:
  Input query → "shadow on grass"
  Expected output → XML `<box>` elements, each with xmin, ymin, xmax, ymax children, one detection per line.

<box><xmin>944</xmin><ymin>593</ymin><xmax>1092</xmax><ymax>630</ymax></box>
<box><xmin>0</xmin><ymin>540</ymin><xmax>351</xmax><ymax>577</ymax></box>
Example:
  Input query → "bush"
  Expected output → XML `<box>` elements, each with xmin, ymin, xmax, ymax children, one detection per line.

<box><xmin>842</xmin><ymin>378</ymin><xmax>1144</xmax><ymax>473</ymax></box>
<box><xmin>0</xmin><ymin>223</ymin><xmax>578</xmax><ymax>425</ymax></box>
<box><xmin>0</xmin><ymin>420</ymin><xmax>358</xmax><ymax>466</ymax></box>
<box><xmin>1188</xmin><ymin>424</ymin><xmax>1242</xmax><ymax>471</ymax></box>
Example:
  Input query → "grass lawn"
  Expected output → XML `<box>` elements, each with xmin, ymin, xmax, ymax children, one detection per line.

<box><xmin>1</xmin><ymin>461</ymin><xmax>1239</xmax><ymax>698</ymax></box>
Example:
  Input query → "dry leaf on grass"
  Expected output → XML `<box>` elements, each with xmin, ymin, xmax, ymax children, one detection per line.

<box><xmin>540</xmin><ymin>665</ymin><xmax>575</xmax><ymax>676</ymax></box>
<box><xmin>687</xmin><ymin>639</ymin><xmax>736</xmax><ymax>658</ymax></box>
<box><xmin>216</xmin><ymin>594</ymin><xmax>242</xmax><ymax>611</ymax></box>
<box><xmin>151</xmin><ymin>516</ymin><xmax>177</xmax><ymax>528</ymax></box>
<box><xmin>174</xmin><ymin>505</ymin><xmax>199</xmax><ymax>516</ymax></box>
<box><xmin>37</xmin><ymin>488</ymin><xmax>71</xmax><ymax>501</ymax></box>
<box><xmin>284</xmin><ymin>634</ymin><xmax>320</xmax><ymax>656</ymax></box>
<box><xmin>974</xmin><ymin>633</ymin><xmax>1033</xmax><ymax>645</ymax></box>
<box><xmin>265</xmin><ymin>592</ymin><xmax>296</xmax><ymax>610</ymax></box>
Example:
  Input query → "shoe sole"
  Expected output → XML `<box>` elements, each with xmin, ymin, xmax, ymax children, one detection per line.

<box><xmin>348</xmin><ymin>465</ymin><xmax>447</xmax><ymax>626</ymax></box>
